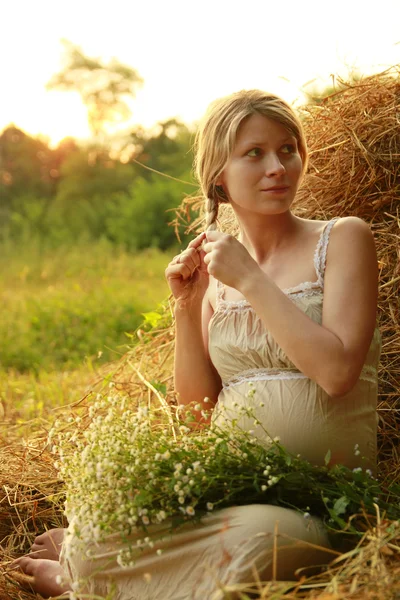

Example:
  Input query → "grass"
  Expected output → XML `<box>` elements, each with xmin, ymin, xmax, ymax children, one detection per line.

<box><xmin>0</xmin><ymin>239</ymin><xmax>173</xmax><ymax>428</ymax></box>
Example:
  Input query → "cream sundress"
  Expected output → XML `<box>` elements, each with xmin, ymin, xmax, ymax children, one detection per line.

<box><xmin>210</xmin><ymin>217</ymin><xmax>381</xmax><ymax>474</ymax></box>
<box><xmin>62</xmin><ymin>218</ymin><xmax>381</xmax><ymax>600</ymax></box>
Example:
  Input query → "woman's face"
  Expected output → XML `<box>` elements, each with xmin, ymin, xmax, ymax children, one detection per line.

<box><xmin>217</xmin><ymin>113</ymin><xmax>303</xmax><ymax>218</ymax></box>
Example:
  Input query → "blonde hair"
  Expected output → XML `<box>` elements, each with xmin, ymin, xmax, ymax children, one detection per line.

<box><xmin>193</xmin><ymin>90</ymin><xmax>308</xmax><ymax>230</ymax></box>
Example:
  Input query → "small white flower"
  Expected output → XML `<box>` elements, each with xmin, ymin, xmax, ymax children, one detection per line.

<box><xmin>142</xmin><ymin>515</ymin><xmax>150</xmax><ymax>525</ymax></box>
<box><xmin>354</xmin><ymin>450</ymin><xmax>361</xmax><ymax>456</ymax></box>
<box><xmin>206</xmin><ymin>502</ymin><xmax>214</xmax><ymax>511</ymax></box>
<box><xmin>261</xmin><ymin>485</ymin><xmax>267</xmax><ymax>491</ymax></box>
<box><xmin>156</xmin><ymin>548</ymin><xmax>163</xmax><ymax>556</ymax></box>
<box><xmin>186</xmin><ymin>506</ymin><xmax>195</xmax><ymax>516</ymax></box>
<box><xmin>204</xmin><ymin>397</ymin><xmax>210</xmax><ymax>403</ymax></box>
<box><xmin>303</xmin><ymin>512</ymin><xmax>311</xmax><ymax>520</ymax></box>
<box><xmin>194</xmin><ymin>404</ymin><xmax>202</xmax><ymax>411</ymax></box>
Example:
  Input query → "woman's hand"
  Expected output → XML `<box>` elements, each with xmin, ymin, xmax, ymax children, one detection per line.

<box><xmin>203</xmin><ymin>231</ymin><xmax>261</xmax><ymax>291</ymax></box>
<box><xmin>165</xmin><ymin>232</ymin><xmax>209</xmax><ymax>303</ymax></box>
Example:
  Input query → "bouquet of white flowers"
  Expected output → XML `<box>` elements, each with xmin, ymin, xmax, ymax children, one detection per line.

<box><xmin>50</xmin><ymin>388</ymin><xmax>400</xmax><ymax>567</ymax></box>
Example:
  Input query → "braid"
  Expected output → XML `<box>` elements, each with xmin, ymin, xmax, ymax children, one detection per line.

<box><xmin>205</xmin><ymin>196</ymin><xmax>218</xmax><ymax>231</ymax></box>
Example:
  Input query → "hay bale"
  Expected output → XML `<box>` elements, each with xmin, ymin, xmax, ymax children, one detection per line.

<box><xmin>294</xmin><ymin>68</ymin><xmax>400</xmax><ymax>479</ymax></box>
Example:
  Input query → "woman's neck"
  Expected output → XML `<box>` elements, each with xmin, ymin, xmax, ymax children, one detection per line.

<box><xmin>237</xmin><ymin>211</ymin><xmax>301</xmax><ymax>264</ymax></box>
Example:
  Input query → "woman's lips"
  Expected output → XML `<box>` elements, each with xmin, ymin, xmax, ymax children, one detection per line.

<box><xmin>261</xmin><ymin>186</ymin><xmax>289</xmax><ymax>192</ymax></box>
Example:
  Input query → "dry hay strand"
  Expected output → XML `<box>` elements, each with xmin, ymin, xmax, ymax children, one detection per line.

<box><xmin>0</xmin><ymin>441</ymin><xmax>66</xmax><ymax>598</ymax></box>
<box><xmin>1</xmin><ymin>68</ymin><xmax>400</xmax><ymax>600</ymax></box>
<box><xmin>0</xmin><ymin>443</ymin><xmax>66</xmax><ymax>555</ymax></box>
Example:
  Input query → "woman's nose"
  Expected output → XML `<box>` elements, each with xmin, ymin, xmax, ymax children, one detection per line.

<box><xmin>264</xmin><ymin>153</ymin><xmax>286</xmax><ymax>177</ymax></box>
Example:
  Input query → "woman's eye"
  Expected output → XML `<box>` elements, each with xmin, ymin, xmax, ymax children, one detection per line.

<box><xmin>281</xmin><ymin>144</ymin><xmax>296</xmax><ymax>154</ymax></box>
<box><xmin>247</xmin><ymin>147</ymin><xmax>262</xmax><ymax>157</ymax></box>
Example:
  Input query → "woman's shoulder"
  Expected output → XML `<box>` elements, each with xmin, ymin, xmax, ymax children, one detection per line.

<box><xmin>327</xmin><ymin>216</ymin><xmax>375</xmax><ymax>249</ymax></box>
<box><xmin>301</xmin><ymin>216</ymin><xmax>373</xmax><ymax>240</ymax></box>
<box><xmin>323</xmin><ymin>216</ymin><xmax>378</xmax><ymax>283</ymax></box>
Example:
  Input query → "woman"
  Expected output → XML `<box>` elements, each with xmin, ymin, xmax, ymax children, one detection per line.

<box><xmin>13</xmin><ymin>90</ymin><xmax>381</xmax><ymax>599</ymax></box>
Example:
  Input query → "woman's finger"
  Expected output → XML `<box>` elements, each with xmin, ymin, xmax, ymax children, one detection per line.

<box><xmin>166</xmin><ymin>263</ymin><xmax>193</xmax><ymax>280</ymax></box>
<box><xmin>205</xmin><ymin>230</ymin><xmax>225</xmax><ymax>242</ymax></box>
<box><xmin>187</xmin><ymin>232</ymin><xmax>207</xmax><ymax>250</ymax></box>
<box><xmin>202</xmin><ymin>241</ymin><xmax>215</xmax><ymax>254</ymax></box>
<box><xmin>178</xmin><ymin>248</ymin><xmax>200</xmax><ymax>272</ymax></box>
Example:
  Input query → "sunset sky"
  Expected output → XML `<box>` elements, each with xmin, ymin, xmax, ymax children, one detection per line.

<box><xmin>2</xmin><ymin>0</ymin><xmax>400</xmax><ymax>146</ymax></box>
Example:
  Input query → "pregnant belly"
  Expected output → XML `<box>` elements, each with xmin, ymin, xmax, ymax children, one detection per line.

<box><xmin>212</xmin><ymin>377</ymin><xmax>377</xmax><ymax>473</ymax></box>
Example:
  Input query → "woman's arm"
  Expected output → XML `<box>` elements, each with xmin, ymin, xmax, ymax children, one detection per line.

<box><xmin>205</xmin><ymin>217</ymin><xmax>378</xmax><ymax>398</ymax></box>
<box><xmin>165</xmin><ymin>232</ymin><xmax>222</xmax><ymax>415</ymax></box>
<box><xmin>174</xmin><ymin>288</ymin><xmax>222</xmax><ymax>412</ymax></box>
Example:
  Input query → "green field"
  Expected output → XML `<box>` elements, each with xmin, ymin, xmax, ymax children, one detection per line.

<box><xmin>0</xmin><ymin>240</ymin><xmax>173</xmax><ymax>425</ymax></box>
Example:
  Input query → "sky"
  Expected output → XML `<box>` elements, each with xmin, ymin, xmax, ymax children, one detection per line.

<box><xmin>1</xmin><ymin>0</ymin><xmax>400</xmax><ymax>146</ymax></box>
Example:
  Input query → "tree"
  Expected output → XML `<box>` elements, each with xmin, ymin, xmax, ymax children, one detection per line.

<box><xmin>129</xmin><ymin>118</ymin><xmax>195</xmax><ymax>180</ymax></box>
<box><xmin>47</xmin><ymin>40</ymin><xmax>143</xmax><ymax>140</ymax></box>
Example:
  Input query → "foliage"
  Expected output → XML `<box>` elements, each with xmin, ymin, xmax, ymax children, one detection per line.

<box><xmin>0</xmin><ymin>122</ymin><xmax>196</xmax><ymax>251</ymax></box>
<box><xmin>52</xmin><ymin>390</ymin><xmax>400</xmax><ymax>569</ymax></box>
<box><xmin>0</xmin><ymin>126</ymin><xmax>76</xmax><ymax>209</ymax></box>
<box><xmin>130</xmin><ymin>118</ymin><xmax>195</xmax><ymax>180</ymax></box>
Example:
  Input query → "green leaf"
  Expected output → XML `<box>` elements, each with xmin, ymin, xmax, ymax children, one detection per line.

<box><xmin>333</xmin><ymin>495</ymin><xmax>350</xmax><ymax>516</ymax></box>
<box><xmin>324</xmin><ymin>449</ymin><xmax>331</xmax><ymax>466</ymax></box>
<box><xmin>151</xmin><ymin>381</ymin><xmax>167</xmax><ymax>395</ymax></box>
<box><xmin>142</xmin><ymin>311</ymin><xmax>162</xmax><ymax>328</ymax></box>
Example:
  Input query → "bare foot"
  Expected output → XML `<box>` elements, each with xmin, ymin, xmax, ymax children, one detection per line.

<box><xmin>30</xmin><ymin>528</ymin><xmax>65</xmax><ymax>561</ymax></box>
<box><xmin>11</xmin><ymin>556</ymin><xmax>71</xmax><ymax>598</ymax></box>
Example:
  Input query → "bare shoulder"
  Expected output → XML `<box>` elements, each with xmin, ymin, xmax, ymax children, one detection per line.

<box><xmin>325</xmin><ymin>216</ymin><xmax>378</xmax><ymax>294</ymax></box>
<box><xmin>332</xmin><ymin>216</ymin><xmax>374</xmax><ymax>237</ymax></box>
<box><xmin>329</xmin><ymin>216</ymin><xmax>377</xmax><ymax>261</ymax></box>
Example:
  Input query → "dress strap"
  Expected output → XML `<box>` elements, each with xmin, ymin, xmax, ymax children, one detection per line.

<box><xmin>314</xmin><ymin>218</ymin><xmax>340</xmax><ymax>287</ymax></box>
